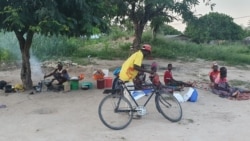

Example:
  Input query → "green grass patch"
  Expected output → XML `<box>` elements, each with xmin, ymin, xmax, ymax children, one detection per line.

<box><xmin>1</xmin><ymin>29</ymin><xmax>250</xmax><ymax>66</ymax></box>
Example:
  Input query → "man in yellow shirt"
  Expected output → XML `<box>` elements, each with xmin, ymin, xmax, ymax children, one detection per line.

<box><xmin>119</xmin><ymin>44</ymin><xmax>153</xmax><ymax>82</ymax></box>
<box><xmin>119</xmin><ymin>44</ymin><xmax>153</xmax><ymax>119</ymax></box>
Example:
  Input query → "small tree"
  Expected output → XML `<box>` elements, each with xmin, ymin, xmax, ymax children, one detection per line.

<box><xmin>161</xmin><ymin>24</ymin><xmax>182</xmax><ymax>35</ymax></box>
<box><xmin>110</xmin><ymin>0</ymin><xmax>214</xmax><ymax>49</ymax></box>
<box><xmin>185</xmin><ymin>12</ymin><xmax>244</xmax><ymax>43</ymax></box>
<box><xmin>0</xmin><ymin>0</ymin><xmax>109</xmax><ymax>89</ymax></box>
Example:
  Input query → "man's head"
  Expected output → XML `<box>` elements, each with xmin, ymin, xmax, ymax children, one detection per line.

<box><xmin>167</xmin><ymin>63</ymin><xmax>172</xmax><ymax>70</ymax></box>
<box><xmin>57</xmin><ymin>62</ymin><xmax>63</xmax><ymax>70</ymax></box>
<box><xmin>141</xmin><ymin>44</ymin><xmax>151</xmax><ymax>56</ymax></box>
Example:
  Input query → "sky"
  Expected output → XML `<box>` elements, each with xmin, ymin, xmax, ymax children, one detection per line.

<box><xmin>169</xmin><ymin>0</ymin><xmax>250</xmax><ymax>32</ymax></box>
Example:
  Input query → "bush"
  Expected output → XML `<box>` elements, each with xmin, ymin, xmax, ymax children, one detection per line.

<box><xmin>1</xmin><ymin>30</ymin><xmax>250</xmax><ymax>66</ymax></box>
<box><xmin>32</xmin><ymin>35</ymin><xmax>80</xmax><ymax>60</ymax></box>
<box><xmin>0</xmin><ymin>49</ymin><xmax>17</xmax><ymax>62</ymax></box>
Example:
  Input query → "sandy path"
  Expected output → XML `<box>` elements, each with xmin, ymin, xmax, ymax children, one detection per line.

<box><xmin>1</xmin><ymin>59</ymin><xmax>250</xmax><ymax>141</ymax></box>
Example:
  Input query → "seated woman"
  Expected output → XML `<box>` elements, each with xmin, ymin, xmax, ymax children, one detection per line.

<box><xmin>212</xmin><ymin>67</ymin><xmax>250</xmax><ymax>100</ymax></box>
<box><xmin>44</xmin><ymin>62</ymin><xmax>70</xmax><ymax>85</ymax></box>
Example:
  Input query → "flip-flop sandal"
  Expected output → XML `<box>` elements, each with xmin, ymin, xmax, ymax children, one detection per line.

<box><xmin>232</xmin><ymin>91</ymin><xmax>239</xmax><ymax>97</ymax></box>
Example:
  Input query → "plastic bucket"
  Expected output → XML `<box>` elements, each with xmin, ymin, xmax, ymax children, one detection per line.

<box><xmin>97</xmin><ymin>79</ymin><xmax>105</xmax><ymax>89</ymax></box>
<box><xmin>188</xmin><ymin>88</ymin><xmax>198</xmax><ymax>102</ymax></box>
<box><xmin>70</xmin><ymin>80</ymin><xmax>79</xmax><ymax>90</ymax></box>
<box><xmin>81</xmin><ymin>82</ymin><xmax>93</xmax><ymax>90</ymax></box>
<box><xmin>104</xmin><ymin>77</ymin><xmax>113</xmax><ymax>88</ymax></box>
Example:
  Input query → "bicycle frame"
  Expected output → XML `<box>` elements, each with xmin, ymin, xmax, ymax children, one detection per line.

<box><xmin>99</xmin><ymin>80</ymin><xmax>183</xmax><ymax>130</ymax></box>
<box><xmin>121</xmin><ymin>82</ymin><xmax>158</xmax><ymax>108</ymax></box>
<box><xmin>110</xmin><ymin>82</ymin><xmax>158</xmax><ymax>115</ymax></box>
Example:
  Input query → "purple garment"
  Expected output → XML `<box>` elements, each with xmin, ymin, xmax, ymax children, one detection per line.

<box><xmin>0</xmin><ymin>104</ymin><xmax>7</xmax><ymax>108</ymax></box>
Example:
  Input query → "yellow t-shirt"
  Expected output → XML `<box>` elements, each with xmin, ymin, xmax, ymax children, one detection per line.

<box><xmin>119</xmin><ymin>50</ymin><xmax>143</xmax><ymax>82</ymax></box>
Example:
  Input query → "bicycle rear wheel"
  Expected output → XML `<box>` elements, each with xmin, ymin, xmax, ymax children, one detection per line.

<box><xmin>155</xmin><ymin>92</ymin><xmax>182</xmax><ymax>122</ymax></box>
<box><xmin>98</xmin><ymin>94</ymin><xmax>133</xmax><ymax>130</ymax></box>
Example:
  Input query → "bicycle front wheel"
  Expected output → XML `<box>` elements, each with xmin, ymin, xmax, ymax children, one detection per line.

<box><xmin>98</xmin><ymin>94</ymin><xmax>133</xmax><ymax>130</ymax></box>
<box><xmin>155</xmin><ymin>92</ymin><xmax>182</xmax><ymax>122</ymax></box>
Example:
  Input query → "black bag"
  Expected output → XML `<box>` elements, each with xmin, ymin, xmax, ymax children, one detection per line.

<box><xmin>0</xmin><ymin>80</ymin><xmax>7</xmax><ymax>89</ymax></box>
<box><xmin>5</xmin><ymin>85</ymin><xmax>12</xmax><ymax>93</ymax></box>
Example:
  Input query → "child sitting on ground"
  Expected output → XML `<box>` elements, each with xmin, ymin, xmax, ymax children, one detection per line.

<box><xmin>163</xmin><ymin>63</ymin><xmax>193</xmax><ymax>90</ymax></box>
<box><xmin>149</xmin><ymin>62</ymin><xmax>161</xmax><ymax>88</ymax></box>
<box><xmin>209</xmin><ymin>62</ymin><xmax>220</xmax><ymax>88</ymax></box>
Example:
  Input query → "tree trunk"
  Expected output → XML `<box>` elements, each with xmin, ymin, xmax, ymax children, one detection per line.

<box><xmin>132</xmin><ymin>22</ymin><xmax>144</xmax><ymax>50</ymax></box>
<box><xmin>152</xmin><ymin>27</ymin><xmax>156</xmax><ymax>40</ymax></box>
<box><xmin>14</xmin><ymin>30</ymin><xmax>34</xmax><ymax>90</ymax></box>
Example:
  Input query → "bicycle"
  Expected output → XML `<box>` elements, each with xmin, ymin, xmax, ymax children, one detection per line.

<box><xmin>98</xmin><ymin>79</ymin><xmax>182</xmax><ymax>130</ymax></box>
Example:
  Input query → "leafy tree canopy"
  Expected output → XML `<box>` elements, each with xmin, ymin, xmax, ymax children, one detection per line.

<box><xmin>0</xmin><ymin>0</ymin><xmax>111</xmax><ymax>89</ymax></box>
<box><xmin>161</xmin><ymin>24</ymin><xmax>182</xmax><ymax>35</ymax></box>
<box><xmin>109</xmin><ymin>0</ymin><xmax>214</xmax><ymax>48</ymax></box>
<box><xmin>184</xmin><ymin>12</ymin><xmax>244</xmax><ymax>43</ymax></box>
<box><xmin>0</xmin><ymin>0</ymin><xmax>110</xmax><ymax>36</ymax></box>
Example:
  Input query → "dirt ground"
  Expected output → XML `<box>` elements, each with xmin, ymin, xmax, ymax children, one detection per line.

<box><xmin>1</xmin><ymin>58</ymin><xmax>250</xmax><ymax>141</ymax></box>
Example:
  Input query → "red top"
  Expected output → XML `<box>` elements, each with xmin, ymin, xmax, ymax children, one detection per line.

<box><xmin>163</xmin><ymin>70</ymin><xmax>173</xmax><ymax>84</ymax></box>
<box><xmin>214</xmin><ymin>74</ymin><xmax>227</xmax><ymax>84</ymax></box>
<box><xmin>150</xmin><ymin>73</ymin><xmax>161</xmax><ymax>86</ymax></box>
<box><xmin>209</xmin><ymin>70</ymin><xmax>220</xmax><ymax>82</ymax></box>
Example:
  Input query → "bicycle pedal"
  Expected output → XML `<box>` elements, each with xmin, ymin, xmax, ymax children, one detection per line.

<box><xmin>103</xmin><ymin>89</ymin><xmax>112</xmax><ymax>94</ymax></box>
<box><xmin>133</xmin><ymin>115</ymin><xmax>142</xmax><ymax>119</ymax></box>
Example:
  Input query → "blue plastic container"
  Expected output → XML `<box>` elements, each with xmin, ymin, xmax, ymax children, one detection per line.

<box><xmin>143</xmin><ymin>89</ymin><xmax>153</xmax><ymax>96</ymax></box>
<box><xmin>188</xmin><ymin>88</ymin><xmax>198</xmax><ymax>102</ymax></box>
<box><xmin>132</xmin><ymin>90</ymin><xmax>145</xmax><ymax>100</ymax></box>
